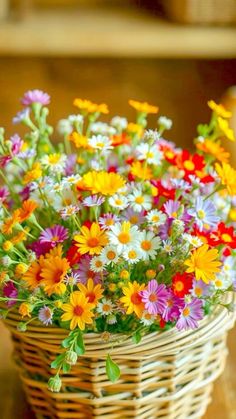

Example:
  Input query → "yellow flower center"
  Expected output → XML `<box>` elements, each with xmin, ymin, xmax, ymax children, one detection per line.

<box><xmin>115</xmin><ymin>199</ymin><xmax>123</xmax><ymax>205</ymax></box>
<box><xmin>105</xmin><ymin>219</ymin><xmax>114</xmax><ymax>226</ymax></box>
<box><xmin>128</xmin><ymin>250</ymin><xmax>137</xmax><ymax>259</ymax></box>
<box><xmin>194</xmin><ymin>287</ymin><xmax>203</xmax><ymax>297</ymax></box>
<box><xmin>183</xmin><ymin>307</ymin><xmax>190</xmax><ymax>317</ymax></box>
<box><xmin>103</xmin><ymin>304</ymin><xmax>111</xmax><ymax>312</ymax></box>
<box><xmin>135</xmin><ymin>196</ymin><xmax>144</xmax><ymax>204</ymax></box>
<box><xmin>146</xmin><ymin>152</ymin><xmax>154</xmax><ymax>158</ymax></box>
<box><xmin>151</xmin><ymin>215</ymin><xmax>160</xmax><ymax>222</ymax></box>
<box><xmin>48</xmin><ymin>154</ymin><xmax>61</xmax><ymax>164</ymax></box>
<box><xmin>171</xmin><ymin>212</ymin><xmax>177</xmax><ymax>218</ymax></box>
<box><xmin>118</xmin><ymin>232</ymin><xmax>130</xmax><ymax>244</ymax></box>
<box><xmin>51</xmin><ymin>235</ymin><xmax>59</xmax><ymax>242</ymax></box>
<box><xmin>130</xmin><ymin>215</ymin><xmax>138</xmax><ymax>224</ymax></box>
<box><xmin>87</xmin><ymin>237</ymin><xmax>99</xmax><ymax>248</ymax></box>
<box><xmin>141</xmin><ymin>240</ymin><xmax>152</xmax><ymax>251</ymax></box>
<box><xmin>95</xmin><ymin>260</ymin><xmax>103</xmax><ymax>267</ymax></box>
<box><xmin>107</xmin><ymin>250</ymin><xmax>116</xmax><ymax>260</ymax></box>
<box><xmin>74</xmin><ymin>305</ymin><xmax>84</xmax><ymax>316</ymax></box>
<box><xmin>183</xmin><ymin>160</ymin><xmax>195</xmax><ymax>171</ymax></box>
<box><xmin>175</xmin><ymin>281</ymin><xmax>184</xmax><ymax>291</ymax></box>
<box><xmin>221</xmin><ymin>233</ymin><xmax>232</xmax><ymax>242</ymax></box>
<box><xmin>197</xmin><ymin>210</ymin><xmax>206</xmax><ymax>220</ymax></box>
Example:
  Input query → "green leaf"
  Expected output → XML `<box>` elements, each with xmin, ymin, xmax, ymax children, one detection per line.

<box><xmin>106</xmin><ymin>354</ymin><xmax>120</xmax><ymax>383</ymax></box>
<box><xmin>51</xmin><ymin>353</ymin><xmax>65</xmax><ymax>370</ymax></box>
<box><xmin>62</xmin><ymin>362</ymin><xmax>71</xmax><ymax>374</ymax></box>
<box><xmin>197</xmin><ymin>123</ymin><xmax>210</xmax><ymax>137</ymax></box>
<box><xmin>74</xmin><ymin>330</ymin><xmax>85</xmax><ymax>355</ymax></box>
<box><xmin>132</xmin><ymin>331</ymin><xmax>142</xmax><ymax>344</ymax></box>
<box><xmin>61</xmin><ymin>335</ymin><xmax>74</xmax><ymax>349</ymax></box>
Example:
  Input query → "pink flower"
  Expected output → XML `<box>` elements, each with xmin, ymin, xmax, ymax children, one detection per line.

<box><xmin>162</xmin><ymin>290</ymin><xmax>184</xmax><ymax>322</ymax></box>
<box><xmin>21</xmin><ymin>89</ymin><xmax>50</xmax><ymax>106</ymax></box>
<box><xmin>140</xmin><ymin>280</ymin><xmax>169</xmax><ymax>315</ymax></box>
<box><xmin>75</xmin><ymin>255</ymin><xmax>101</xmax><ymax>284</ymax></box>
<box><xmin>39</xmin><ymin>225</ymin><xmax>68</xmax><ymax>247</ymax></box>
<box><xmin>10</xmin><ymin>134</ymin><xmax>23</xmax><ymax>155</ymax></box>
<box><xmin>29</xmin><ymin>240</ymin><xmax>53</xmax><ymax>257</ymax></box>
<box><xmin>0</xmin><ymin>187</ymin><xmax>9</xmax><ymax>204</ymax></box>
<box><xmin>3</xmin><ymin>281</ymin><xmax>18</xmax><ymax>307</ymax></box>
<box><xmin>176</xmin><ymin>298</ymin><xmax>204</xmax><ymax>331</ymax></box>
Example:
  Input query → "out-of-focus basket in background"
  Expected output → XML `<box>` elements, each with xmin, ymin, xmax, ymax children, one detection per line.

<box><xmin>162</xmin><ymin>0</ymin><xmax>236</xmax><ymax>25</ymax></box>
<box><xmin>2</xmin><ymin>294</ymin><xmax>236</xmax><ymax>419</ymax></box>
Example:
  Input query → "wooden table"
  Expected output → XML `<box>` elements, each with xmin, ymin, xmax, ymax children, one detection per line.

<box><xmin>1</xmin><ymin>322</ymin><xmax>236</xmax><ymax>419</ymax></box>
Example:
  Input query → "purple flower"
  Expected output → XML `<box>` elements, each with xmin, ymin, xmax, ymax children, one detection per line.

<box><xmin>163</xmin><ymin>200</ymin><xmax>180</xmax><ymax>219</ymax></box>
<box><xmin>121</xmin><ymin>208</ymin><xmax>145</xmax><ymax>225</ymax></box>
<box><xmin>3</xmin><ymin>281</ymin><xmax>18</xmax><ymax>307</ymax></box>
<box><xmin>158</xmin><ymin>218</ymin><xmax>172</xmax><ymax>240</ymax></box>
<box><xmin>176</xmin><ymin>298</ymin><xmax>204</xmax><ymax>331</ymax></box>
<box><xmin>39</xmin><ymin>225</ymin><xmax>68</xmax><ymax>247</ymax></box>
<box><xmin>65</xmin><ymin>154</ymin><xmax>77</xmax><ymax>176</ymax></box>
<box><xmin>140</xmin><ymin>280</ymin><xmax>169</xmax><ymax>315</ymax></box>
<box><xmin>10</xmin><ymin>134</ymin><xmax>23</xmax><ymax>155</ymax></box>
<box><xmin>13</xmin><ymin>108</ymin><xmax>30</xmax><ymax>124</ymax></box>
<box><xmin>0</xmin><ymin>186</ymin><xmax>9</xmax><ymax>203</ymax></box>
<box><xmin>188</xmin><ymin>197</ymin><xmax>219</xmax><ymax>231</ymax></box>
<box><xmin>20</xmin><ymin>185</ymin><xmax>31</xmax><ymax>201</ymax></box>
<box><xmin>190</xmin><ymin>279</ymin><xmax>212</xmax><ymax>298</ymax></box>
<box><xmin>21</xmin><ymin>89</ymin><xmax>50</xmax><ymax>106</ymax></box>
<box><xmin>38</xmin><ymin>306</ymin><xmax>53</xmax><ymax>326</ymax></box>
<box><xmin>162</xmin><ymin>290</ymin><xmax>184</xmax><ymax>322</ymax></box>
<box><xmin>0</xmin><ymin>155</ymin><xmax>11</xmax><ymax>168</ymax></box>
<box><xmin>29</xmin><ymin>240</ymin><xmax>53</xmax><ymax>257</ymax></box>
<box><xmin>83</xmin><ymin>195</ymin><xmax>105</xmax><ymax>207</ymax></box>
<box><xmin>75</xmin><ymin>255</ymin><xmax>101</xmax><ymax>284</ymax></box>
<box><xmin>99</xmin><ymin>213</ymin><xmax>119</xmax><ymax>230</ymax></box>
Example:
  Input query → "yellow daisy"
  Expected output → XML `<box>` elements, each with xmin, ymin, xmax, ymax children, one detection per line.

<box><xmin>184</xmin><ymin>244</ymin><xmax>221</xmax><ymax>284</ymax></box>
<box><xmin>78</xmin><ymin>278</ymin><xmax>103</xmax><ymax>305</ymax></box>
<box><xmin>215</xmin><ymin>162</ymin><xmax>236</xmax><ymax>196</ymax></box>
<box><xmin>74</xmin><ymin>222</ymin><xmax>108</xmax><ymax>255</ymax></box>
<box><xmin>40</xmin><ymin>256</ymin><xmax>70</xmax><ymax>296</ymax></box>
<box><xmin>208</xmin><ymin>100</ymin><xmax>232</xmax><ymax>118</ymax></box>
<box><xmin>129</xmin><ymin>100</ymin><xmax>158</xmax><ymax>114</ymax></box>
<box><xmin>131</xmin><ymin>161</ymin><xmax>153</xmax><ymax>180</ymax></box>
<box><xmin>61</xmin><ymin>291</ymin><xmax>95</xmax><ymax>330</ymax></box>
<box><xmin>217</xmin><ymin>117</ymin><xmax>235</xmax><ymax>142</ymax></box>
<box><xmin>82</xmin><ymin>171</ymin><xmax>126</xmax><ymax>196</ymax></box>
<box><xmin>196</xmin><ymin>139</ymin><xmax>229</xmax><ymax>163</ymax></box>
<box><xmin>120</xmin><ymin>281</ymin><xmax>145</xmax><ymax>318</ymax></box>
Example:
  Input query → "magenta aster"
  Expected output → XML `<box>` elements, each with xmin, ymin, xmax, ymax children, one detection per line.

<box><xmin>10</xmin><ymin>134</ymin><xmax>23</xmax><ymax>155</ymax></box>
<box><xmin>39</xmin><ymin>225</ymin><xmax>68</xmax><ymax>247</ymax></box>
<box><xmin>162</xmin><ymin>290</ymin><xmax>184</xmax><ymax>322</ymax></box>
<box><xmin>75</xmin><ymin>255</ymin><xmax>101</xmax><ymax>284</ymax></box>
<box><xmin>3</xmin><ymin>281</ymin><xmax>18</xmax><ymax>307</ymax></box>
<box><xmin>0</xmin><ymin>186</ymin><xmax>9</xmax><ymax>203</ymax></box>
<box><xmin>140</xmin><ymin>280</ymin><xmax>169</xmax><ymax>315</ymax></box>
<box><xmin>21</xmin><ymin>89</ymin><xmax>50</xmax><ymax>106</ymax></box>
<box><xmin>176</xmin><ymin>298</ymin><xmax>204</xmax><ymax>331</ymax></box>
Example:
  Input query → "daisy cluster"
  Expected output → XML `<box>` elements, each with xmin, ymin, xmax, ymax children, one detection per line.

<box><xmin>0</xmin><ymin>91</ymin><xmax>236</xmax><ymax>388</ymax></box>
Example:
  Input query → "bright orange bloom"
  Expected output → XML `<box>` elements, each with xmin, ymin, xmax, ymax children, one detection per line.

<box><xmin>78</xmin><ymin>278</ymin><xmax>103</xmax><ymax>305</ymax></box>
<box><xmin>40</xmin><ymin>256</ymin><xmax>70</xmax><ymax>296</ymax></box>
<box><xmin>129</xmin><ymin>100</ymin><xmax>158</xmax><ymax>114</ymax></box>
<box><xmin>131</xmin><ymin>161</ymin><xmax>153</xmax><ymax>180</ymax></box>
<box><xmin>18</xmin><ymin>199</ymin><xmax>38</xmax><ymax>222</ymax></box>
<box><xmin>19</xmin><ymin>302</ymin><xmax>32</xmax><ymax>318</ymax></box>
<box><xmin>2</xmin><ymin>209</ymin><xmax>20</xmax><ymax>234</ymax></box>
<box><xmin>196</xmin><ymin>139</ymin><xmax>229</xmax><ymax>163</ymax></box>
<box><xmin>23</xmin><ymin>256</ymin><xmax>45</xmax><ymax>290</ymax></box>
<box><xmin>11</xmin><ymin>229</ymin><xmax>29</xmax><ymax>244</ymax></box>
<box><xmin>73</xmin><ymin>98</ymin><xmax>109</xmax><ymax>114</ymax></box>
<box><xmin>69</xmin><ymin>132</ymin><xmax>91</xmax><ymax>150</ymax></box>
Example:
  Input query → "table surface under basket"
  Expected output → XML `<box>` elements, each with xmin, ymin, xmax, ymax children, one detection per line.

<box><xmin>0</xmin><ymin>322</ymin><xmax>236</xmax><ymax>419</ymax></box>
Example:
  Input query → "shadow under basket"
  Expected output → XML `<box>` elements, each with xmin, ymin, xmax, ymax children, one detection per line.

<box><xmin>3</xmin><ymin>295</ymin><xmax>236</xmax><ymax>419</ymax></box>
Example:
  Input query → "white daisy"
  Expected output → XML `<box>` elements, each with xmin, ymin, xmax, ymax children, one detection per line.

<box><xmin>100</xmin><ymin>245</ymin><xmax>120</xmax><ymax>265</ymax></box>
<box><xmin>41</xmin><ymin>153</ymin><xmax>67</xmax><ymax>174</ymax></box>
<box><xmin>128</xmin><ymin>189</ymin><xmax>152</xmax><ymax>213</ymax></box>
<box><xmin>60</xmin><ymin>205</ymin><xmax>80</xmax><ymax>220</ymax></box>
<box><xmin>136</xmin><ymin>143</ymin><xmax>163</xmax><ymax>165</ymax></box>
<box><xmin>61</xmin><ymin>174</ymin><xmax>81</xmax><ymax>187</ymax></box>
<box><xmin>88</xmin><ymin>135</ymin><xmax>113</xmax><ymax>152</ymax></box>
<box><xmin>140</xmin><ymin>310</ymin><xmax>156</xmax><ymax>326</ymax></box>
<box><xmin>138</xmin><ymin>231</ymin><xmax>161</xmax><ymax>260</ymax></box>
<box><xmin>97</xmin><ymin>298</ymin><xmax>114</xmax><ymax>316</ymax></box>
<box><xmin>146</xmin><ymin>210</ymin><xmax>167</xmax><ymax>226</ymax></box>
<box><xmin>108</xmin><ymin>194</ymin><xmax>129</xmax><ymax>210</ymax></box>
<box><xmin>123</xmin><ymin>246</ymin><xmax>142</xmax><ymax>264</ymax></box>
<box><xmin>99</xmin><ymin>213</ymin><xmax>120</xmax><ymax>230</ymax></box>
<box><xmin>90</xmin><ymin>256</ymin><xmax>105</xmax><ymax>273</ymax></box>
<box><xmin>108</xmin><ymin>221</ymin><xmax>140</xmax><ymax>253</ymax></box>
<box><xmin>162</xmin><ymin>240</ymin><xmax>173</xmax><ymax>254</ymax></box>
<box><xmin>182</xmin><ymin>234</ymin><xmax>203</xmax><ymax>248</ymax></box>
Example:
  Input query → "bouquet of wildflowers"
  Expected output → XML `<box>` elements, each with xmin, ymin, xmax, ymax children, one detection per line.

<box><xmin>0</xmin><ymin>90</ymin><xmax>236</xmax><ymax>390</ymax></box>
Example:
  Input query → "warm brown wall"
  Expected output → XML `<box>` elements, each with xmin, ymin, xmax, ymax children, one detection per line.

<box><xmin>0</xmin><ymin>57</ymin><xmax>236</xmax><ymax>148</ymax></box>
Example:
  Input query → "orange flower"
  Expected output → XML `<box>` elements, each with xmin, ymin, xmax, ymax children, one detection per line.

<box><xmin>40</xmin><ymin>256</ymin><xmax>70</xmax><ymax>296</ymax></box>
<box><xmin>19</xmin><ymin>302</ymin><xmax>32</xmax><ymax>318</ymax></box>
<box><xmin>78</xmin><ymin>278</ymin><xmax>103</xmax><ymax>305</ymax></box>
<box><xmin>196</xmin><ymin>139</ymin><xmax>229</xmax><ymax>163</ymax></box>
<box><xmin>61</xmin><ymin>291</ymin><xmax>95</xmax><ymax>330</ymax></box>
<box><xmin>23</xmin><ymin>256</ymin><xmax>45</xmax><ymax>290</ymax></box>
<box><xmin>69</xmin><ymin>132</ymin><xmax>91</xmax><ymax>150</ymax></box>
<box><xmin>131</xmin><ymin>161</ymin><xmax>153</xmax><ymax>180</ymax></box>
<box><xmin>11</xmin><ymin>229</ymin><xmax>29</xmax><ymax>244</ymax></box>
<box><xmin>120</xmin><ymin>281</ymin><xmax>145</xmax><ymax>318</ymax></box>
<box><xmin>2</xmin><ymin>209</ymin><xmax>20</xmax><ymax>234</ymax></box>
<box><xmin>18</xmin><ymin>199</ymin><xmax>38</xmax><ymax>222</ymax></box>
<box><xmin>129</xmin><ymin>100</ymin><xmax>158</xmax><ymax>114</ymax></box>
<box><xmin>73</xmin><ymin>98</ymin><xmax>109</xmax><ymax>114</ymax></box>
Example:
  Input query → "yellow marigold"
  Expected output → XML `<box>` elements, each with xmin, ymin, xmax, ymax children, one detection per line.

<box><xmin>15</xmin><ymin>263</ymin><xmax>28</xmax><ymax>277</ymax></box>
<box><xmin>40</xmin><ymin>256</ymin><xmax>70</xmax><ymax>296</ymax></box>
<box><xmin>184</xmin><ymin>244</ymin><xmax>222</xmax><ymax>284</ymax></box>
<box><xmin>73</xmin><ymin>98</ymin><xmax>109</xmax><ymax>114</ymax></box>
<box><xmin>215</xmin><ymin>162</ymin><xmax>236</xmax><ymax>196</ymax></box>
<box><xmin>23</xmin><ymin>256</ymin><xmax>45</xmax><ymax>290</ymax></box>
<box><xmin>2</xmin><ymin>241</ymin><xmax>13</xmax><ymax>252</ymax></box>
<box><xmin>78</xmin><ymin>278</ymin><xmax>103</xmax><ymax>305</ymax></box>
<box><xmin>82</xmin><ymin>170</ymin><xmax>126</xmax><ymax>195</ymax></box>
<box><xmin>131</xmin><ymin>161</ymin><xmax>153</xmax><ymax>180</ymax></box>
<box><xmin>196</xmin><ymin>139</ymin><xmax>229</xmax><ymax>163</ymax></box>
<box><xmin>217</xmin><ymin>117</ymin><xmax>235</xmax><ymax>142</ymax></box>
<box><xmin>19</xmin><ymin>302</ymin><xmax>32</xmax><ymax>318</ymax></box>
<box><xmin>229</xmin><ymin>208</ymin><xmax>236</xmax><ymax>222</ymax></box>
<box><xmin>120</xmin><ymin>281</ymin><xmax>145</xmax><ymax>318</ymax></box>
<box><xmin>18</xmin><ymin>199</ymin><xmax>38</xmax><ymax>222</ymax></box>
<box><xmin>11</xmin><ymin>229</ymin><xmax>29</xmax><ymax>245</ymax></box>
<box><xmin>61</xmin><ymin>291</ymin><xmax>95</xmax><ymax>330</ymax></box>
<box><xmin>129</xmin><ymin>100</ymin><xmax>159</xmax><ymax>114</ymax></box>
<box><xmin>2</xmin><ymin>209</ymin><xmax>20</xmax><ymax>235</ymax></box>
<box><xmin>74</xmin><ymin>222</ymin><xmax>108</xmax><ymax>255</ymax></box>
<box><xmin>23</xmin><ymin>162</ymin><xmax>42</xmax><ymax>185</ymax></box>
<box><xmin>127</xmin><ymin>122</ymin><xmax>143</xmax><ymax>136</ymax></box>
<box><xmin>69</xmin><ymin>132</ymin><xmax>91</xmax><ymax>150</ymax></box>
<box><xmin>208</xmin><ymin>100</ymin><xmax>232</xmax><ymax>118</ymax></box>
<box><xmin>0</xmin><ymin>271</ymin><xmax>7</xmax><ymax>284</ymax></box>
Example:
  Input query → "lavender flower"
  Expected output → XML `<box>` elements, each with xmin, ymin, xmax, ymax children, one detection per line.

<box><xmin>10</xmin><ymin>134</ymin><xmax>23</xmax><ymax>155</ymax></box>
<box><xmin>140</xmin><ymin>280</ymin><xmax>169</xmax><ymax>315</ymax></box>
<box><xmin>38</xmin><ymin>306</ymin><xmax>53</xmax><ymax>326</ymax></box>
<box><xmin>163</xmin><ymin>200</ymin><xmax>180</xmax><ymax>219</ymax></box>
<box><xmin>13</xmin><ymin>108</ymin><xmax>30</xmax><ymax>124</ymax></box>
<box><xmin>21</xmin><ymin>89</ymin><xmax>50</xmax><ymax>106</ymax></box>
<box><xmin>83</xmin><ymin>195</ymin><xmax>105</xmax><ymax>207</ymax></box>
<box><xmin>176</xmin><ymin>299</ymin><xmax>204</xmax><ymax>331</ymax></box>
<box><xmin>188</xmin><ymin>197</ymin><xmax>219</xmax><ymax>231</ymax></box>
<box><xmin>162</xmin><ymin>291</ymin><xmax>184</xmax><ymax>322</ymax></box>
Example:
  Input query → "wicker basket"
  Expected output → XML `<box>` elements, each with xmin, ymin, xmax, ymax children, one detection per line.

<box><xmin>3</xmin><ymin>295</ymin><xmax>236</xmax><ymax>419</ymax></box>
<box><xmin>162</xmin><ymin>0</ymin><xmax>236</xmax><ymax>24</ymax></box>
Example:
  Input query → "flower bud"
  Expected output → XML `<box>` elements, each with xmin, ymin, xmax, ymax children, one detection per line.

<box><xmin>17</xmin><ymin>322</ymin><xmax>27</xmax><ymax>332</ymax></box>
<box><xmin>65</xmin><ymin>351</ymin><xmax>78</xmax><ymax>366</ymax></box>
<box><xmin>3</xmin><ymin>241</ymin><xmax>13</xmax><ymax>252</ymax></box>
<box><xmin>158</xmin><ymin>116</ymin><xmax>172</xmax><ymax>130</ymax></box>
<box><xmin>1</xmin><ymin>256</ymin><xmax>12</xmax><ymax>267</ymax></box>
<box><xmin>48</xmin><ymin>375</ymin><xmax>62</xmax><ymax>393</ymax></box>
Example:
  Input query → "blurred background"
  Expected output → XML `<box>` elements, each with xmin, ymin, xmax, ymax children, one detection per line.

<box><xmin>0</xmin><ymin>1</ymin><xmax>236</xmax><ymax>418</ymax></box>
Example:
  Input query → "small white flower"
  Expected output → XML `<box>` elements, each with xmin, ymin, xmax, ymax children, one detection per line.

<box><xmin>100</xmin><ymin>245</ymin><xmax>120</xmax><ymax>264</ymax></box>
<box><xmin>137</xmin><ymin>143</ymin><xmax>163</xmax><ymax>164</ymax></box>
<box><xmin>60</xmin><ymin>205</ymin><xmax>80</xmax><ymax>220</ymax></box>
<box><xmin>97</xmin><ymin>298</ymin><xmax>114</xmax><ymax>316</ymax></box>
<box><xmin>109</xmin><ymin>194</ymin><xmax>129</xmax><ymax>210</ymax></box>
<box><xmin>61</xmin><ymin>174</ymin><xmax>81</xmax><ymax>186</ymax></box>
<box><xmin>140</xmin><ymin>310</ymin><xmax>156</xmax><ymax>326</ymax></box>
<box><xmin>110</xmin><ymin>116</ymin><xmax>128</xmax><ymax>131</ymax></box>
<box><xmin>144</xmin><ymin>129</ymin><xmax>160</xmax><ymax>142</ymax></box>
<box><xmin>88</xmin><ymin>135</ymin><xmax>113</xmax><ymax>152</ymax></box>
<box><xmin>146</xmin><ymin>210</ymin><xmax>167</xmax><ymax>226</ymax></box>
<box><xmin>57</xmin><ymin>119</ymin><xmax>73</xmax><ymax>136</ymax></box>
<box><xmin>138</xmin><ymin>231</ymin><xmax>161</xmax><ymax>260</ymax></box>
<box><xmin>90</xmin><ymin>256</ymin><xmax>105</xmax><ymax>272</ymax></box>
<box><xmin>108</xmin><ymin>221</ymin><xmax>140</xmax><ymax>253</ymax></box>
<box><xmin>182</xmin><ymin>234</ymin><xmax>203</xmax><ymax>248</ymax></box>
<box><xmin>90</xmin><ymin>122</ymin><xmax>116</xmax><ymax>136</ymax></box>
<box><xmin>162</xmin><ymin>240</ymin><xmax>173</xmax><ymax>254</ymax></box>
<box><xmin>41</xmin><ymin>153</ymin><xmax>67</xmax><ymax>174</ymax></box>
<box><xmin>123</xmin><ymin>246</ymin><xmax>142</xmax><ymax>264</ymax></box>
<box><xmin>158</xmin><ymin>116</ymin><xmax>173</xmax><ymax>130</ymax></box>
<box><xmin>128</xmin><ymin>189</ymin><xmax>152</xmax><ymax>213</ymax></box>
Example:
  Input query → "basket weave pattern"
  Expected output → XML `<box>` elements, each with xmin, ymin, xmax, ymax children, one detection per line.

<box><xmin>4</xmin><ymin>300</ymin><xmax>236</xmax><ymax>419</ymax></box>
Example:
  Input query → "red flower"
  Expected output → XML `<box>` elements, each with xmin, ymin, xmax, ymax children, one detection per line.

<box><xmin>66</xmin><ymin>244</ymin><xmax>81</xmax><ymax>266</ymax></box>
<box><xmin>211</xmin><ymin>222</ymin><xmax>236</xmax><ymax>248</ymax></box>
<box><xmin>176</xmin><ymin>150</ymin><xmax>205</xmax><ymax>181</ymax></box>
<box><xmin>159</xmin><ymin>144</ymin><xmax>177</xmax><ymax>165</ymax></box>
<box><xmin>191</xmin><ymin>226</ymin><xmax>213</xmax><ymax>245</ymax></box>
<box><xmin>151</xmin><ymin>180</ymin><xmax>176</xmax><ymax>202</ymax></box>
<box><xmin>172</xmin><ymin>272</ymin><xmax>193</xmax><ymax>298</ymax></box>
<box><xmin>159</xmin><ymin>318</ymin><xmax>166</xmax><ymax>328</ymax></box>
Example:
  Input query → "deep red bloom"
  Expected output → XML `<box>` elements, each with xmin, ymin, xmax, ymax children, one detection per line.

<box><xmin>176</xmin><ymin>150</ymin><xmax>205</xmax><ymax>181</ymax></box>
<box><xmin>172</xmin><ymin>272</ymin><xmax>193</xmax><ymax>298</ymax></box>
<box><xmin>159</xmin><ymin>318</ymin><xmax>166</xmax><ymax>329</ymax></box>
<box><xmin>159</xmin><ymin>144</ymin><xmax>177</xmax><ymax>165</ymax></box>
<box><xmin>151</xmin><ymin>180</ymin><xmax>176</xmax><ymax>202</ymax></box>
<box><xmin>211</xmin><ymin>222</ymin><xmax>236</xmax><ymax>248</ymax></box>
<box><xmin>66</xmin><ymin>244</ymin><xmax>81</xmax><ymax>266</ymax></box>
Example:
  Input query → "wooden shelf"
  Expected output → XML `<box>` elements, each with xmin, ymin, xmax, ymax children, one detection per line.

<box><xmin>0</xmin><ymin>6</ymin><xmax>236</xmax><ymax>58</ymax></box>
